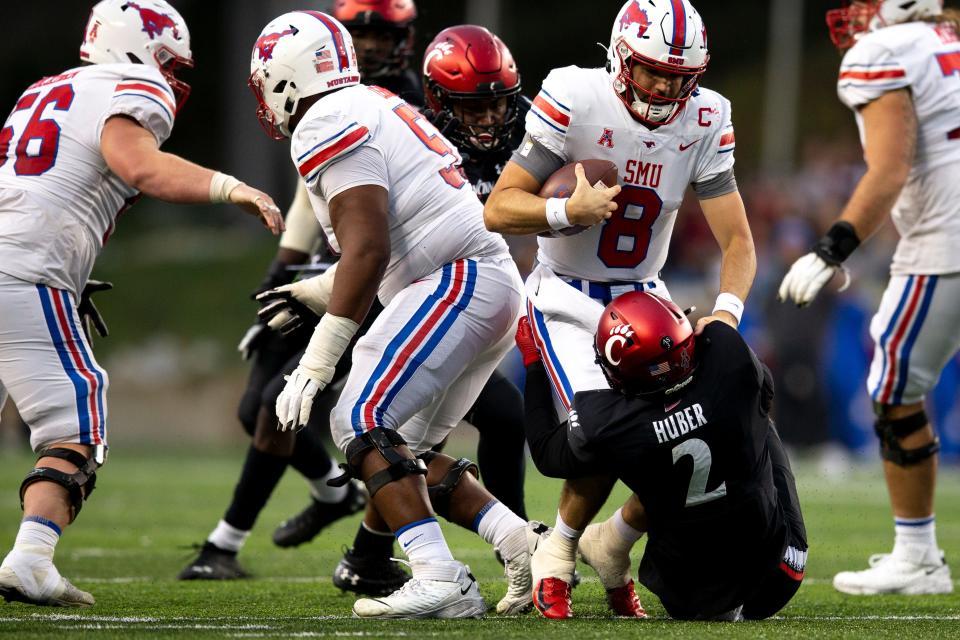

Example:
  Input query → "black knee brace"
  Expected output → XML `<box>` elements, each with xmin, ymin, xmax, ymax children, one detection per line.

<box><xmin>333</xmin><ymin>428</ymin><xmax>427</xmax><ymax>498</ymax></box>
<box><xmin>417</xmin><ymin>451</ymin><xmax>479</xmax><ymax>520</ymax></box>
<box><xmin>874</xmin><ymin>407</ymin><xmax>940</xmax><ymax>467</ymax></box>
<box><xmin>19</xmin><ymin>447</ymin><xmax>103</xmax><ymax>522</ymax></box>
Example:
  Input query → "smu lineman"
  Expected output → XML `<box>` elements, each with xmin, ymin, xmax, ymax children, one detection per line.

<box><xmin>484</xmin><ymin>0</ymin><xmax>756</xmax><ymax>616</ymax></box>
<box><xmin>249</xmin><ymin>12</ymin><xmax>533</xmax><ymax>618</ymax></box>
<box><xmin>0</xmin><ymin>0</ymin><xmax>282</xmax><ymax>607</ymax></box>
<box><xmin>780</xmin><ymin>0</ymin><xmax>958</xmax><ymax>595</ymax></box>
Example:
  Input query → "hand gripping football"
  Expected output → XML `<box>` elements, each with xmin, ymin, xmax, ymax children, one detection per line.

<box><xmin>538</xmin><ymin>159</ymin><xmax>619</xmax><ymax>237</ymax></box>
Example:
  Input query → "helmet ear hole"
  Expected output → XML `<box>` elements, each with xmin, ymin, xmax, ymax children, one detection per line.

<box><xmin>127</xmin><ymin>53</ymin><xmax>143</xmax><ymax>64</ymax></box>
<box><xmin>272</xmin><ymin>80</ymin><xmax>287</xmax><ymax>93</ymax></box>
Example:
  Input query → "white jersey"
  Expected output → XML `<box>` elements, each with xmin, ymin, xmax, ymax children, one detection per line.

<box><xmin>839</xmin><ymin>22</ymin><xmax>960</xmax><ymax>275</ymax></box>
<box><xmin>0</xmin><ymin>64</ymin><xmax>176</xmax><ymax>297</ymax></box>
<box><xmin>291</xmin><ymin>84</ymin><xmax>509</xmax><ymax>303</ymax></box>
<box><xmin>525</xmin><ymin>66</ymin><xmax>736</xmax><ymax>282</ymax></box>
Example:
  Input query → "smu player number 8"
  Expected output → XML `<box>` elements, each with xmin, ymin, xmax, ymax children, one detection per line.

<box><xmin>597</xmin><ymin>184</ymin><xmax>663</xmax><ymax>269</ymax></box>
<box><xmin>0</xmin><ymin>85</ymin><xmax>76</xmax><ymax>176</ymax></box>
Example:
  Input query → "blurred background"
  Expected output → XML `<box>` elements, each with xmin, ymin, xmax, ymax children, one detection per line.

<box><xmin>1</xmin><ymin>0</ymin><xmax>958</xmax><ymax>465</ymax></box>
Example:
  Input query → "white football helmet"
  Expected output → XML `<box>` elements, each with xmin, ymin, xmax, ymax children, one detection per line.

<box><xmin>249</xmin><ymin>11</ymin><xmax>361</xmax><ymax>139</ymax></box>
<box><xmin>79</xmin><ymin>0</ymin><xmax>193</xmax><ymax>110</ymax></box>
<box><xmin>827</xmin><ymin>0</ymin><xmax>944</xmax><ymax>49</ymax></box>
<box><xmin>607</xmin><ymin>0</ymin><xmax>709</xmax><ymax>126</ymax></box>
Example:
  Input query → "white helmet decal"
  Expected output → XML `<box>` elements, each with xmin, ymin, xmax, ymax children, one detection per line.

<box><xmin>604</xmin><ymin>324</ymin><xmax>635</xmax><ymax>366</ymax></box>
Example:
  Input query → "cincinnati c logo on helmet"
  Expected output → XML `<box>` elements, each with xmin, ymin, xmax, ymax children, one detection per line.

<box><xmin>256</xmin><ymin>26</ymin><xmax>300</xmax><ymax>62</ymax></box>
<box><xmin>618</xmin><ymin>0</ymin><xmax>651</xmax><ymax>38</ymax></box>
<box><xmin>422</xmin><ymin>41</ymin><xmax>454</xmax><ymax>74</ymax></box>
<box><xmin>126</xmin><ymin>2</ymin><xmax>180</xmax><ymax>40</ymax></box>
<box><xmin>604</xmin><ymin>323</ymin><xmax>635</xmax><ymax>366</ymax></box>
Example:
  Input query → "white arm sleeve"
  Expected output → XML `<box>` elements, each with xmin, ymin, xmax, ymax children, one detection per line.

<box><xmin>279</xmin><ymin>181</ymin><xmax>322</xmax><ymax>254</ymax></box>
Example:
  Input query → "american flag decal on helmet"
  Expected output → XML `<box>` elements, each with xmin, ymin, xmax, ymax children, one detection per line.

<box><xmin>649</xmin><ymin>361</ymin><xmax>671</xmax><ymax>376</ymax></box>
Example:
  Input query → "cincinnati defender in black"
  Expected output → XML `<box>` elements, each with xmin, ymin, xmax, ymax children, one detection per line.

<box><xmin>517</xmin><ymin>292</ymin><xmax>807</xmax><ymax>620</ymax></box>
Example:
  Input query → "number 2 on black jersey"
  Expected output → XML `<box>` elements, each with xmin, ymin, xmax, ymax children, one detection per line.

<box><xmin>672</xmin><ymin>438</ymin><xmax>727</xmax><ymax>507</ymax></box>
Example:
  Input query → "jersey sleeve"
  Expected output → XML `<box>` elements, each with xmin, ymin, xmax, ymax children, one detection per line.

<box><xmin>702</xmin><ymin>322</ymin><xmax>764</xmax><ymax>390</ymax></box>
<box><xmin>693</xmin><ymin>93</ymin><xmax>736</xmax><ymax>184</ymax></box>
<box><xmin>318</xmin><ymin>144</ymin><xmax>388</xmax><ymax>201</ymax></box>
<box><xmin>291</xmin><ymin>114</ymin><xmax>373</xmax><ymax>189</ymax></box>
<box><xmin>837</xmin><ymin>40</ymin><xmax>910</xmax><ymax>109</ymax></box>
<box><xmin>525</xmin><ymin>68</ymin><xmax>574</xmax><ymax>159</ymax></box>
<box><xmin>103</xmin><ymin>66</ymin><xmax>176</xmax><ymax>145</ymax></box>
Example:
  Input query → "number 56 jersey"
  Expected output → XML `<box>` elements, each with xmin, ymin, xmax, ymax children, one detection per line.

<box><xmin>0</xmin><ymin>63</ymin><xmax>176</xmax><ymax>297</ymax></box>
<box><xmin>525</xmin><ymin>66</ymin><xmax>736</xmax><ymax>282</ymax></box>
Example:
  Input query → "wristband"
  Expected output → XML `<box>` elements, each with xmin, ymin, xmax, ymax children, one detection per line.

<box><xmin>712</xmin><ymin>292</ymin><xmax>744</xmax><ymax>325</ymax></box>
<box><xmin>545</xmin><ymin>197</ymin><xmax>571</xmax><ymax>230</ymax></box>
<box><xmin>299</xmin><ymin>313</ymin><xmax>360</xmax><ymax>386</ymax></box>
<box><xmin>814</xmin><ymin>221</ymin><xmax>861</xmax><ymax>266</ymax></box>
<box><xmin>210</xmin><ymin>171</ymin><xmax>242</xmax><ymax>204</ymax></box>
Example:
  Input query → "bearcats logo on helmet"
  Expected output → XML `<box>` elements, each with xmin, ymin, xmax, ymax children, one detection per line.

<box><xmin>126</xmin><ymin>1</ymin><xmax>180</xmax><ymax>40</ymax></box>
<box><xmin>618</xmin><ymin>0</ymin><xmax>650</xmax><ymax>38</ymax></box>
<box><xmin>255</xmin><ymin>26</ymin><xmax>299</xmax><ymax>62</ymax></box>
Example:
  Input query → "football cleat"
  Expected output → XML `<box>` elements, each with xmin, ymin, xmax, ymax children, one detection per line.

<box><xmin>333</xmin><ymin>547</ymin><xmax>410</xmax><ymax>596</ymax></box>
<box><xmin>577</xmin><ymin>521</ymin><xmax>632</xmax><ymax>591</ymax></box>
<box><xmin>272</xmin><ymin>480</ymin><xmax>366</xmax><ymax>548</ymax></box>
<box><xmin>833</xmin><ymin>545</ymin><xmax>953</xmax><ymax>595</ymax></box>
<box><xmin>533</xmin><ymin>577</ymin><xmax>573</xmax><ymax>619</ymax></box>
<box><xmin>605</xmin><ymin>580</ymin><xmax>647</xmax><ymax>618</ymax></box>
<box><xmin>177</xmin><ymin>542</ymin><xmax>250</xmax><ymax>581</ymax></box>
<box><xmin>496</xmin><ymin>521</ymin><xmax>550</xmax><ymax>615</ymax></box>
<box><xmin>0</xmin><ymin>553</ymin><xmax>94</xmax><ymax>607</ymax></box>
<box><xmin>352</xmin><ymin>561</ymin><xmax>486</xmax><ymax>619</ymax></box>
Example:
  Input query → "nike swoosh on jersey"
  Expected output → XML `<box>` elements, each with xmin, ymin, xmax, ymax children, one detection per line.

<box><xmin>679</xmin><ymin>139</ymin><xmax>703</xmax><ymax>151</ymax></box>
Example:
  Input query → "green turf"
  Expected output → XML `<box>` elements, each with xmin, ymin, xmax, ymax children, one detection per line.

<box><xmin>0</xmin><ymin>447</ymin><xmax>958</xmax><ymax>638</ymax></box>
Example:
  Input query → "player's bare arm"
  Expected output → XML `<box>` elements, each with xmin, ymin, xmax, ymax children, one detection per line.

<box><xmin>101</xmin><ymin>116</ymin><xmax>284</xmax><ymax>234</ymax></box>
<box><xmin>697</xmin><ymin>190</ymin><xmax>756</xmax><ymax>331</ymax></box>
<box><xmin>483</xmin><ymin>161</ymin><xmax>619</xmax><ymax>235</ymax></box>
<box><xmin>838</xmin><ymin>89</ymin><xmax>917</xmax><ymax>240</ymax></box>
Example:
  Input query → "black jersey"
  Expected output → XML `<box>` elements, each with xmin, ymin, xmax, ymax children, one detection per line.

<box><xmin>570</xmin><ymin>322</ymin><xmax>782</xmax><ymax>616</ymax></box>
<box><xmin>460</xmin><ymin>97</ymin><xmax>531</xmax><ymax>203</ymax></box>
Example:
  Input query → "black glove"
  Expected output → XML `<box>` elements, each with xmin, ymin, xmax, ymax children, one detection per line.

<box><xmin>78</xmin><ymin>280</ymin><xmax>113</xmax><ymax>343</ymax></box>
<box><xmin>255</xmin><ymin>288</ymin><xmax>322</xmax><ymax>337</ymax></box>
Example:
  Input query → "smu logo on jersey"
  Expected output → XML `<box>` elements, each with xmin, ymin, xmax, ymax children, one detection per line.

<box><xmin>255</xmin><ymin>26</ymin><xmax>299</xmax><ymax>62</ymax></box>
<box><xmin>597</xmin><ymin>128</ymin><xmax>615</xmax><ymax>148</ymax></box>
<box><xmin>126</xmin><ymin>2</ymin><xmax>181</xmax><ymax>40</ymax></box>
<box><xmin>623</xmin><ymin>159</ymin><xmax>663</xmax><ymax>188</ymax></box>
<box><xmin>618</xmin><ymin>1</ymin><xmax>650</xmax><ymax>38</ymax></box>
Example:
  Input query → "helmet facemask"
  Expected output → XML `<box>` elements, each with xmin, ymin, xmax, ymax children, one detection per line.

<box><xmin>431</xmin><ymin>90</ymin><xmax>520</xmax><ymax>153</ymax></box>
<box><xmin>248</xmin><ymin>71</ymin><xmax>298</xmax><ymax>140</ymax></box>
<box><xmin>827</xmin><ymin>0</ymin><xmax>945</xmax><ymax>49</ymax></box>
<box><xmin>612</xmin><ymin>38</ymin><xmax>703</xmax><ymax>126</ymax></box>
<box><xmin>155</xmin><ymin>46</ymin><xmax>193</xmax><ymax>112</ymax></box>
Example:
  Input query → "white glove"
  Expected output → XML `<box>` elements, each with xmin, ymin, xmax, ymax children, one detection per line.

<box><xmin>778</xmin><ymin>252</ymin><xmax>839</xmax><ymax>307</ymax></box>
<box><xmin>237</xmin><ymin>322</ymin><xmax>266</xmax><ymax>360</ymax></box>
<box><xmin>276</xmin><ymin>367</ymin><xmax>325</xmax><ymax>431</ymax></box>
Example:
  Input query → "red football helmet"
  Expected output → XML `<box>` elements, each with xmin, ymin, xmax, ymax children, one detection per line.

<box><xmin>423</xmin><ymin>25</ymin><xmax>521</xmax><ymax>153</ymax></box>
<box><xmin>333</xmin><ymin>0</ymin><xmax>416</xmax><ymax>78</ymax></box>
<box><xmin>595</xmin><ymin>292</ymin><xmax>697</xmax><ymax>396</ymax></box>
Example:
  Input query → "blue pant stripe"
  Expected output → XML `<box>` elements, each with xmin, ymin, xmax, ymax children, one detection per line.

<box><xmin>872</xmin><ymin>276</ymin><xmax>915</xmax><ymax>403</ymax></box>
<box><xmin>35</xmin><ymin>285</ymin><xmax>91</xmax><ymax>444</ymax></box>
<box><xmin>58</xmin><ymin>290</ymin><xmax>106</xmax><ymax>444</ymax></box>
<box><xmin>350</xmin><ymin>263</ymin><xmax>455</xmax><ymax>435</ymax></box>
<box><xmin>530</xmin><ymin>304</ymin><xmax>574</xmax><ymax>405</ymax></box>
<box><xmin>892</xmin><ymin>276</ymin><xmax>938</xmax><ymax>405</ymax></box>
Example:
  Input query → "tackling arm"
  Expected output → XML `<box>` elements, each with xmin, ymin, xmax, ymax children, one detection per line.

<box><xmin>100</xmin><ymin>116</ymin><xmax>284</xmax><ymax>234</ymax></box>
<box><xmin>698</xmin><ymin>189</ymin><xmax>757</xmax><ymax>329</ymax></box>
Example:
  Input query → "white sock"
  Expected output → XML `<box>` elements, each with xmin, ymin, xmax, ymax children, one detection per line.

<box><xmin>8</xmin><ymin>517</ymin><xmax>60</xmax><ymax>560</ymax></box>
<box><xmin>554</xmin><ymin>511</ymin><xmax>583</xmax><ymax>542</ymax></box>
<box><xmin>207</xmin><ymin>519</ymin><xmax>250</xmax><ymax>553</ymax></box>
<box><xmin>473</xmin><ymin>501</ymin><xmax>527</xmax><ymax>561</ymax></box>
<box><xmin>395</xmin><ymin>517</ymin><xmax>454</xmax><ymax>579</ymax></box>
<box><xmin>612</xmin><ymin>508</ymin><xmax>645</xmax><ymax>544</ymax></box>
<box><xmin>308</xmin><ymin>459</ymin><xmax>348</xmax><ymax>503</ymax></box>
<box><xmin>894</xmin><ymin>515</ymin><xmax>937</xmax><ymax>552</ymax></box>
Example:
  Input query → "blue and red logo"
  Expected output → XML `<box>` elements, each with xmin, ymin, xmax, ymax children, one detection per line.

<box><xmin>255</xmin><ymin>26</ymin><xmax>299</xmax><ymax>62</ymax></box>
<box><xmin>126</xmin><ymin>2</ymin><xmax>180</xmax><ymax>40</ymax></box>
<box><xmin>618</xmin><ymin>1</ymin><xmax>650</xmax><ymax>38</ymax></box>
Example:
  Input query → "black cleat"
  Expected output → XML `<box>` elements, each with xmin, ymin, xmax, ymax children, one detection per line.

<box><xmin>272</xmin><ymin>480</ymin><xmax>367</xmax><ymax>548</ymax></box>
<box><xmin>332</xmin><ymin>547</ymin><xmax>410</xmax><ymax>596</ymax></box>
<box><xmin>177</xmin><ymin>542</ymin><xmax>250</xmax><ymax>581</ymax></box>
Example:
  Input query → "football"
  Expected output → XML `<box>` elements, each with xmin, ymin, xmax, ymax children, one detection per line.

<box><xmin>538</xmin><ymin>159</ymin><xmax>619</xmax><ymax>237</ymax></box>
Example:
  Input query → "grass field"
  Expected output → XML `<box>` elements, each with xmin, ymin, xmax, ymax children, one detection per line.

<box><xmin>0</xmin><ymin>445</ymin><xmax>958</xmax><ymax>639</ymax></box>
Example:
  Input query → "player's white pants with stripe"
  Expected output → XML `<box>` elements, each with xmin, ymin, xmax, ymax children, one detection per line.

<box><xmin>330</xmin><ymin>256</ymin><xmax>523</xmax><ymax>454</ymax></box>
<box><xmin>0</xmin><ymin>272</ymin><xmax>108</xmax><ymax>452</ymax></box>
<box><xmin>524</xmin><ymin>263</ymin><xmax>670</xmax><ymax>413</ymax></box>
<box><xmin>867</xmin><ymin>272</ymin><xmax>960</xmax><ymax>406</ymax></box>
